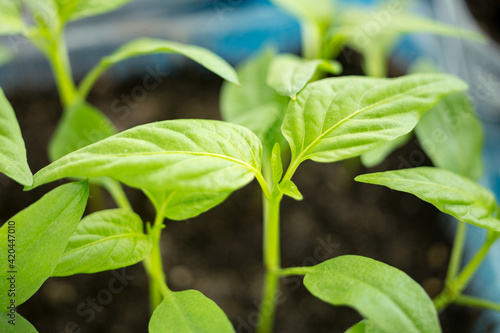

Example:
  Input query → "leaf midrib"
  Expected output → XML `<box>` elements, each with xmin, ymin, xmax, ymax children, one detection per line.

<box><xmin>307</xmin><ymin>270</ymin><xmax>421</xmax><ymax>333</ymax></box>
<box><xmin>364</xmin><ymin>176</ymin><xmax>496</xmax><ymax>217</ymax></box>
<box><xmin>295</xmin><ymin>79</ymin><xmax>446</xmax><ymax>163</ymax></box>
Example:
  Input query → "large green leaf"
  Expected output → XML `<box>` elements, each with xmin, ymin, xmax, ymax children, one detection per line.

<box><xmin>29</xmin><ymin>120</ymin><xmax>262</xmax><ymax>197</ymax></box>
<box><xmin>355</xmin><ymin>167</ymin><xmax>500</xmax><ymax>231</ymax></box>
<box><xmin>56</xmin><ymin>0</ymin><xmax>133</xmax><ymax>22</ymax></box>
<box><xmin>52</xmin><ymin>209</ymin><xmax>151</xmax><ymax>276</ymax></box>
<box><xmin>220</xmin><ymin>48</ymin><xmax>288</xmax><ymax>154</ymax></box>
<box><xmin>149</xmin><ymin>290</ymin><xmax>235</xmax><ymax>333</ymax></box>
<box><xmin>49</xmin><ymin>100</ymin><xmax>117</xmax><ymax>161</ymax></box>
<box><xmin>0</xmin><ymin>312</ymin><xmax>38</xmax><ymax>332</ymax></box>
<box><xmin>79</xmin><ymin>38</ymin><xmax>239</xmax><ymax>98</ymax></box>
<box><xmin>267</xmin><ymin>53</ymin><xmax>342</xmax><ymax>99</ymax></box>
<box><xmin>415</xmin><ymin>92</ymin><xmax>483</xmax><ymax>180</ymax></box>
<box><xmin>0</xmin><ymin>181</ymin><xmax>88</xmax><ymax>307</ymax></box>
<box><xmin>145</xmin><ymin>190</ymin><xmax>231</xmax><ymax>221</ymax></box>
<box><xmin>0</xmin><ymin>88</ymin><xmax>32</xmax><ymax>186</ymax></box>
<box><xmin>281</xmin><ymin>74</ymin><xmax>467</xmax><ymax>166</ymax></box>
<box><xmin>0</xmin><ymin>1</ymin><xmax>24</xmax><ymax>36</ymax></box>
<box><xmin>303</xmin><ymin>256</ymin><xmax>441</xmax><ymax>333</ymax></box>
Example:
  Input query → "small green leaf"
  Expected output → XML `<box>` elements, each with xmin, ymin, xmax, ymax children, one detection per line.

<box><xmin>29</xmin><ymin>120</ymin><xmax>262</xmax><ymax>199</ymax></box>
<box><xmin>145</xmin><ymin>190</ymin><xmax>231</xmax><ymax>221</ymax></box>
<box><xmin>79</xmin><ymin>38</ymin><xmax>238</xmax><ymax>98</ymax></box>
<box><xmin>0</xmin><ymin>88</ymin><xmax>32</xmax><ymax>185</ymax></box>
<box><xmin>267</xmin><ymin>54</ymin><xmax>342</xmax><ymax>99</ymax></box>
<box><xmin>149</xmin><ymin>290</ymin><xmax>235</xmax><ymax>333</ymax></box>
<box><xmin>0</xmin><ymin>312</ymin><xmax>38</xmax><ymax>332</ymax></box>
<box><xmin>56</xmin><ymin>0</ymin><xmax>133</xmax><ymax>23</ymax></box>
<box><xmin>355</xmin><ymin>167</ymin><xmax>500</xmax><ymax>231</ymax></box>
<box><xmin>49</xmin><ymin>100</ymin><xmax>117</xmax><ymax>161</ymax></box>
<box><xmin>0</xmin><ymin>181</ymin><xmax>89</xmax><ymax>307</ymax></box>
<box><xmin>220</xmin><ymin>48</ymin><xmax>289</xmax><ymax>154</ymax></box>
<box><xmin>303</xmin><ymin>256</ymin><xmax>441</xmax><ymax>333</ymax></box>
<box><xmin>52</xmin><ymin>209</ymin><xmax>151</xmax><ymax>276</ymax></box>
<box><xmin>345</xmin><ymin>320</ymin><xmax>386</xmax><ymax>333</ymax></box>
<box><xmin>271</xmin><ymin>143</ymin><xmax>283</xmax><ymax>185</ymax></box>
<box><xmin>0</xmin><ymin>1</ymin><xmax>24</xmax><ymax>36</ymax></box>
<box><xmin>361</xmin><ymin>133</ymin><xmax>412</xmax><ymax>168</ymax></box>
<box><xmin>278</xmin><ymin>180</ymin><xmax>303</xmax><ymax>201</ymax></box>
<box><xmin>282</xmin><ymin>74</ymin><xmax>467</xmax><ymax>166</ymax></box>
<box><xmin>415</xmin><ymin>92</ymin><xmax>484</xmax><ymax>180</ymax></box>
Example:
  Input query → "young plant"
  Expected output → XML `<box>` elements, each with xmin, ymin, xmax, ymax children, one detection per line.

<box><xmin>0</xmin><ymin>0</ymin><xmax>239</xmax><ymax>201</ymax></box>
<box><xmin>27</xmin><ymin>71</ymin><xmax>467</xmax><ymax>332</ymax></box>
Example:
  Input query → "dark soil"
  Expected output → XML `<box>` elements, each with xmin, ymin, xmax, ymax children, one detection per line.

<box><xmin>1</xmin><ymin>67</ymin><xmax>477</xmax><ymax>333</ymax></box>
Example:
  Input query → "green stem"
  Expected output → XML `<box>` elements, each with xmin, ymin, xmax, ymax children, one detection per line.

<box><xmin>455</xmin><ymin>295</ymin><xmax>500</xmax><ymax>313</ymax></box>
<box><xmin>256</xmin><ymin>192</ymin><xmax>283</xmax><ymax>333</ymax></box>
<box><xmin>278</xmin><ymin>267</ymin><xmax>311</xmax><ymax>276</ymax></box>
<box><xmin>101</xmin><ymin>178</ymin><xmax>133</xmax><ymax>211</ymax></box>
<box><xmin>434</xmin><ymin>232</ymin><xmax>499</xmax><ymax>311</ymax></box>
<box><xmin>446</xmin><ymin>221</ymin><xmax>467</xmax><ymax>282</ymax></box>
<box><xmin>144</xmin><ymin>203</ymin><xmax>171</xmax><ymax>313</ymax></box>
<box><xmin>45</xmin><ymin>29</ymin><xmax>78</xmax><ymax>106</ymax></box>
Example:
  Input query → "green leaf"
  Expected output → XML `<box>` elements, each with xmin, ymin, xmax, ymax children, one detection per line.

<box><xmin>49</xmin><ymin>100</ymin><xmax>117</xmax><ymax>161</ymax></box>
<box><xmin>149</xmin><ymin>290</ymin><xmax>235</xmax><ymax>333</ymax></box>
<box><xmin>0</xmin><ymin>312</ymin><xmax>38</xmax><ymax>332</ymax></box>
<box><xmin>346</xmin><ymin>320</ymin><xmax>385</xmax><ymax>333</ymax></box>
<box><xmin>271</xmin><ymin>0</ymin><xmax>336</xmax><ymax>28</ymax></box>
<box><xmin>341</xmin><ymin>9</ymin><xmax>486</xmax><ymax>46</ymax></box>
<box><xmin>29</xmin><ymin>120</ymin><xmax>262</xmax><ymax>198</ymax></box>
<box><xmin>52</xmin><ymin>209</ymin><xmax>151</xmax><ymax>276</ymax></box>
<box><xmin>0</xmin><ymin>88</ymin><xmax>32</xmax><ymax>185</ymax></box>
<box><xmin>0</xmin><ymin>181</ymin><xmax>88</xmax><ymax>307</ymax></box>
<box><xmin>79</xmin><ymin>38</ymin><xmax>239</xmax><ymax>98</ymax></box>
<box><xmin>271</xmin><ymin>143</ymin><xmax>283</xmax><ymax>185</ymax></box>
<box><xmin>145</xmin><ymin>190</ymin><xmax>231</xmax><ymax>221</ymax></box>
<box><xmin>220</xmin><ymin>48</ymin><xmax>289</xmax><ymax>154</ymax></box>
<box><xmin>303</xmin><ymin>255</ymin><xmax>441</xmax><ymax>333</ymax></box>
<box><xmin>282</xmin><ymin>74</ymin><xmax>467</xmax><ymax>166</ymax></box>
<box><xmin>56</xmin><ymin>0</ymin><xmax>133</xmax><ymax>23</ymax></box>
<box><xmin>278</xmin><ymin>180</ymin><xmax>303</xmax><ymax>201</ymax></box>
<box><xmin>415</xmin><ymin>92</ymin><xmax>484</xmax><ymax>180</ymax></box>
<box><xmin>267</xmin><ymin>54</ymin><xmax>342</xmax><ymax>99</ymax></box>
<box><xmin>361</xmin><ymin>133</ymin><xmax>412</xmax><ymax>168</ymax></box>
<box><xmin>0</xmin><ymin>1</ymin><xmax>24</xmax><ymax>36</ymax></box>
<box><xmin>355</xmin><ymin>167</ymin><xmax>500</xmax><ymax>231</ymax></box>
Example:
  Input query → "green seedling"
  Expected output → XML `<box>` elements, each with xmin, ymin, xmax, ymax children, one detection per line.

<box><xmin>0</xmin><ymin>0</ymin><xmax>494</xmax><ymax>332</ymax></box>
<box><xmin>25</xmin><ymin>71</ymin><xmax>466</xmax><ymax>333</ymax></box>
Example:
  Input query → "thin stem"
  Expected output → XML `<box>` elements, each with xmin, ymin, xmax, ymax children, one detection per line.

<box><xmin>434</xmin><ymin>232</ymin><xmax>499</xmax><ymax>311</ymax></box>
<box><xmin>278</xmin><ymin>267</ymin><xmax>312</xmax><ymax>276</ymax></box>
<box><xmin>256</xmin><ymin>192</ymin><xmax>283</xmax><ymax>333</ymax></box>
<box><xmin>446</xmin><ymin>221</ymin><xmax>467</xmax><ymax>282</ymax></box>
<box><xmin>455</xmin><ymin>295</ymin><xmax>500</xmax><ymax>313</ymax></box>
<box><xmin>101</xmin><ymin>178</ymin><xmax>133</xmax><ymax>211</ymax></box>
<box><xmin>45</xmin><ymin>29</ymin><xmax>78</xmax><ymax>106</ymax></box>
<box><xmin>144</xmin><ymin>203</ymin><xmax>171</xmax><ymax>313</ymax></box>
<box><xmin>78</xmin><ymin>62</ymin><xmax>106</xmax><ymax>99</ymax></box>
